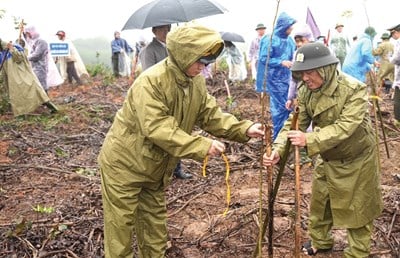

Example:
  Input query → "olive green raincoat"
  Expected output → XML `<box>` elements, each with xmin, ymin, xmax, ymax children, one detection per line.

<box><xmin>98</xmin><ymin>24</ymin><xmax>254</xmax><ymax>258</ymax></box>
<box><xmin>274</xmin><ymin>65</ymin><xmax>383</xmax><ymax>229</ymax></box>
<box><xmin>373</xmin><ymin>40</ymin><xmax>395</xmax><ymax>83</ymax></box>
<box><xmin>1</xmin><ymin>44</ymin><xmax>49</xmax><ymax>116</ymax></box>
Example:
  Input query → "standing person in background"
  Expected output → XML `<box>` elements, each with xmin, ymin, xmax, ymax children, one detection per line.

<box><xmin>329</xmin><ymin>23</ymin><xmax>350</xmax><ymax>68</ymax></box>
<box><xmin>285</xmin><ymin>23</ymin><xmax>314</xmax><ymax>168</ymax></box>
<box><xmin>248</xmin><ymin>23</ymin><xmax>266</xmax><ymax>81</ymax></box>
<box><xmin>55</xmin><ymin>30</ymin><xmax>86</xmax><ymax>86</ymax></box>
<box><xmin>24</xmin><ymin>26</ymin><xmax>49</xmax><ymax>94</ymax></box>
<box><xmin>98</xmin><ymin>24</ymin><xmax>264</xmax><ymax>257</ymax></box>
<box><xmin>139</xmin><ymin>24</ymin><xmax>192</xmax><ymax>179</ymax></box>
<box><xmin>263</xmin><ymin>42</ymin><xmax>382</xmax><ymax>257</ymax></box>
<box><xmin>388</xmin><ymin>23</ymin><xmax>400</xmax><ymax>128</ymax></box>
<box><xmin>132</xmin><ymin>37</ymin><xmax>147</xmax><ymax>77</ymax></box>
<box><xmin>286</xmin><ymin>23</ymin><xmax>314</xmax><ymax>111</ymax></box>
<box><xmin>0</xmin><ymin>39</ymin><xmax>57</xmax><ymax>115</ymax></box>
<box><xmin>342</xmin><ymin>26</ymin><xmax>378</xmax><ymax>83</ymax></box>
<box><xmin>373</xmin><ymin>32</ymin><xmax>394</xmax><ymax>93</ymax></box>
<box><xmin>111</xmin><ymin>31</ymin><xmax>133</xmax><ymax>77</ymax></box>
<box><xmin>220</xmin><ymin>40</ymin><xmax>247</xmax><ymax>82</ymax></box>
<box><xmin>256</xmin><ymin>11</ymin><xmax>296</xmax><ymax>140</ymax></box>
<box><xmin>139</xmin><ymin>24</ymin><xmax>170</xmax><ymax>71</ymax></box>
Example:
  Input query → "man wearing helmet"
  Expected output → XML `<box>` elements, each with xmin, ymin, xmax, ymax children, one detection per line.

<box><xmin>263</xmin><ymin>42</ymin><xmax>383</xmax><ymax>257</ymax></box>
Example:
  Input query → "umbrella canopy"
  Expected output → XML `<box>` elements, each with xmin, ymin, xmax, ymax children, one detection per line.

<box><xmin>220</xmin><ymin>31</ymin><xmax>245</xmax><ymax>43</ymax></box>
<box><xmin>122</xmin><ymin>0</ymin><xmax>228</xmax><ymax>30</ymax></box>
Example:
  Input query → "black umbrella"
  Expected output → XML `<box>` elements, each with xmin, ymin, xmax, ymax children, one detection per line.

<box><xmin>220</xmin><ymin>31</ymin><xmax>245</xmax><ymax>43</ymax></box>
<box><xmin>122</xmin><ymin>0</ymin><xmax>228</xmax><ymax>30</ymax></box>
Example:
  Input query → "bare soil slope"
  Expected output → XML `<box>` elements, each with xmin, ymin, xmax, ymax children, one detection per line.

<box><xmin>0</xmin><ymin>75</ymin><xmax>399</xmax><ymax>257</ymax></box>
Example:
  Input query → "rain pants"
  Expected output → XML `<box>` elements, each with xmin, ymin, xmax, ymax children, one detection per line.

<box><xmin>0</xmin><ymin>43</ymin><xmax>50</xmax><ymax>116</ymax></box>
<box><xmin>98</xmin><ymin>24</ymin><xmax>255</xmax><ymax>258</ymax></box>
<box><xmin>342</xmin><ymin>32</ymin><xmax>375</xmax><ymax>83</ymax></box>
<box><xmin>275</xmin><ymin>64</ymin><xmax>383</xmax><ymax>257</ymax></box>
<box><xmin>256</xmin><ymin>12</ymin><xmax>296</xmax><ymax>140</ymax></box>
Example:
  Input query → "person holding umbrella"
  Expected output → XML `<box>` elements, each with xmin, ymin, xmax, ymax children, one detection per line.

<box><xmin>220</xmin><ymin>40</ymin><xmax>247</xmax><ymax>82</ymax></box>
<box><xmin>139</xmin><ymin>24</ymin><xmax>171</xmax><ymax>71</ymax></box>
<box><xmin>139</xmin><ymin>23</ymin><xmax>193</xmax><ymax>180</ymax></box>
<box><xmin>98</xmin><ymin>24</ymin><xmax>265</xmax><ymax>258</ymax></box>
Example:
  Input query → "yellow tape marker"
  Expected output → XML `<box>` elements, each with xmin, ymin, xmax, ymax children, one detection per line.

<box><xmin>202</xmin><ymin>153</ymin><xmax>231</xmax><ymax>217</ymax></box>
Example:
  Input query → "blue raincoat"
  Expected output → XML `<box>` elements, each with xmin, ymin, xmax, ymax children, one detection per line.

<box><xmin>256</xmin><ymin>12</ymin><xmax>296</xmax><ymax>140</ymax></box>
<box><xmin>342</xmin><ymin>32</ymin><xmax>375</xmax><ymax>82</ymax></box>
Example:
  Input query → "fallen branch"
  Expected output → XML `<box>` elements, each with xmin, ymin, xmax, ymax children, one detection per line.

<box><xmin>168</xmin><ymin>192</ymin><xmax>204</xmax><ymax>217</ymax></box>
<box><xmin>0</xmin><ymin>163</ymin><xmax>93</xmax><ymax>180</ymax></box>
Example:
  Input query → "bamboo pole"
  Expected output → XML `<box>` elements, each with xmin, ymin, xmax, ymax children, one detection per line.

<box><xmin>254</xmin><ymin>1</ymin><xmax>281</xmax><ymax>257</ymax></box>
<box><xmin>294</xmin><ymin>106</ymin><xmax>301</xmax><ymax>258</ymax></box>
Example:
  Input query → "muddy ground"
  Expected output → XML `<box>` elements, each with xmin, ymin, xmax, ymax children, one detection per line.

<box><xmin>0</xmin><ymin>73</ymin><xmax>399</xmax><ymax>257</ymax></box>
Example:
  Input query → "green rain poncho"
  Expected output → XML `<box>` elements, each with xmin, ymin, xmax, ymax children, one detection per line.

<box><xmin>0</xmin><ymin>41</ymin><xmax>49</xmax><ymax>116</ymax></box>
<box><xmin>98</xmin><ymin>24</ymin><xmax>255</xmax><ymax>258</ymax></box>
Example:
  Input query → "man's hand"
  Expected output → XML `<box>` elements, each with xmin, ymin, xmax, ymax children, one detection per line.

<box><xmin>287</xmin><ymin>130</ymin><xmax>306</xmax><ymax>147</ymax></box>
<box><xmin>6</xmin><ymin>42</ymin><xmax>13</xmax><ymax>50</ymax></box>
<box><xmin>263</xmin><ymin>150</ymin><xmax>280</xmax><ymax>167</ymax></box>
<box><xmin>281</xmin><ymin>60</ymin><xmax>293</xmax><ymax>68</ymax></box>
<box><xmin>207</xmin><ymin>140</ymin><xmax>226</xmax><ymax>157</ymax></box>
<box><xmin>246</xmin><ymin>123</ymin><xmax>264</xmax><ymax>138</ymax></box>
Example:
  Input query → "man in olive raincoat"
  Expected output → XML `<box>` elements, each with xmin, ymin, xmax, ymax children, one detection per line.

<box><xmin>98</xmin><ymin>24</ymin><xmax>264</xmax><ymax>258</ymax></box>
<box><xmin>0</xmin><ymin>39</ymin><xmax>57</xmax><ymax>115</ymax></box>
<box><xmin>373</xmin><ymin>32</ymin><xmax>394</xmax><ymax>85</ymax></box>
<box><xmin>263</xmin><ymin>42</ymin><xmax>383</xmax><ymax>257</ymax></box>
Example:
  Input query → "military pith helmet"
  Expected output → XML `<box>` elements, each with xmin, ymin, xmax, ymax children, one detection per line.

<box><xmin>291</xmin><ymin>42</ymin><xmax>339</xmax><ymax>71</ymax></box>
<box><xmin>364</xmin><ymin>26</ymin><xmax>377</xmax><ymax>38</ymax></box>
<box><xmin>381</xmin><ymin>32</ymin><xmax>391</xmax><ymax>39</ymax></box>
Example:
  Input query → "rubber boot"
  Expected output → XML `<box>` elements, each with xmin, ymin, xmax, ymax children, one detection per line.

<box><xmin>44</xmin><ymin>102</ymin><xmax>58</xmax><ymax>113</ymax></box>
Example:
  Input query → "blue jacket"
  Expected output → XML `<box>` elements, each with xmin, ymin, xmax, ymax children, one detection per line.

<box><xmin>342</xmin><ymin>33</ymin><xmax>375</xmax><ymax>82</ymax></box>
<box><xmin>111</xmin><ymin>38</ymin><xmax>133</xmax><ymax>54</ymax></box>
<box><xmin>255</xmin><ymin>12</ymin><xmax>296</xmax><ymax>140</ymax></box>
<box><xmin>256</xmin><ymin>12</ymin><xmax>296</xmax><ymax>93</ymax></box>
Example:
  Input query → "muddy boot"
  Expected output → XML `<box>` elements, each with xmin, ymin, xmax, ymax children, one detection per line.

<box><xmin>44</xmin><ymin>101</ymin><xmax>58</xmax><ymax>113</ymax></box>
<box><xmin>173</xmin><ymin>161</ymin><xmax>192</xmax><ymax>179</ymax></box>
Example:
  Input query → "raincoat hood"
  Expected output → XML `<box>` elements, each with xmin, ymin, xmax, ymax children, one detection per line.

<box><xmin>293</xmin><ymin>23</ymin><xmax>314</xmax><ymax>41</ymax></box>
<box><xmin>24</xmin><ymin>25</ymin><xmax>40</xmax><ymax>40</ymax></box>
<box><xmin>274</xmin><ymin>12</ymin><xmax>296</xmax><ymax>38</ymax></box>
<box><xmin>166</xmin><ymin>24</ymin><xmax>224</xmax><ymax>72</ymax></box>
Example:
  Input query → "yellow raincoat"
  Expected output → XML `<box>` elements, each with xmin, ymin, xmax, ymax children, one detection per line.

<box><xmin>98</xmin><ymin>24</ymin><xmax>255</xmax><ymax>258</ymax></box>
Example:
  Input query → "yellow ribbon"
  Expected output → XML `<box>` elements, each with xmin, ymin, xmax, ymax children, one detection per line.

<box><xmin>202</xmin><ymin>153</ymin><xmax>231</xmax><ymax>217</ymax></box>
<box><xmin>369</xmin><ymin>95</ymin><xmax>383</xmax><ymax>102</ymax></box>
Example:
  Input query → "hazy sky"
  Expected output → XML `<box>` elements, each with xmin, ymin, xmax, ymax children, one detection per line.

<box><xmin>1</xmin><ymin>0</ymin><xmax>398</xmax><ymax>46</ymax></box>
